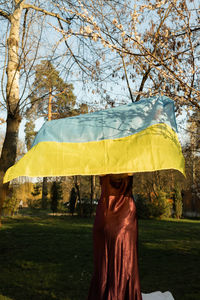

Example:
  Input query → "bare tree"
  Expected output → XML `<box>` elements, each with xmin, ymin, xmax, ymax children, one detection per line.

<box><xmin>0</xmin><ymin>0</ymin><xmax>77</xmax><ymax>225</ymax></box>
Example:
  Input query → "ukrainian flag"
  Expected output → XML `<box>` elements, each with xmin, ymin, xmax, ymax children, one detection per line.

<box><xmin>4</xmin><ymin>96</ymin><xmax>185</xmax><ymax>183</ymax></box>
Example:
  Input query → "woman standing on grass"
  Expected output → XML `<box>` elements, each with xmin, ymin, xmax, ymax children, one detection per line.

<box><xmin>88</xmin><ymin>173</ymin><xmax>142</xmax><ymax>300</ymax></box>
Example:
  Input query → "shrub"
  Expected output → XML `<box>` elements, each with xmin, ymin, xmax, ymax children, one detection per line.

<box><xmin>135</xmin><ymin>191</ymin><xmax>172</xmax><ymax>219</ymax></box>
<box><xmin>76</xmin><ymin>198</ymin><xmax>97</xmax><ymax>217</ymax></box>
<box><xmin>156</xmin><ymin>190</ymin><xmax>172</xmax><ymax>218</ymax></box>
<box><xmin>27</xmin><ymin>198</ymin><xmax>42</xmax><ymax>209</ymax></box>
<box><xmin>31</xmin><ymin>182</ymin><xmax>42</xmax><ymax>198</ymax></box>
<box><xmin>135</xmin><ymin>194</ymin><xmax>152</xmax><ymax>219</ymax></box>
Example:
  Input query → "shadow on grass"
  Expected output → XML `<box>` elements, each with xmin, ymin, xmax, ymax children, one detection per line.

<box><xmin>0</xmin><ymin>216</ymin><xmax>200</xmax><ymax>300</ymax></box>
<box><xmin>0</xmin><ymin>216</ymin><xmax>94</xmax><ymax>300</ymax></box>
<box><xmin>138</xmin><ymin>219</ymin><xmax>200</xmax><ymax>300</ymax></box>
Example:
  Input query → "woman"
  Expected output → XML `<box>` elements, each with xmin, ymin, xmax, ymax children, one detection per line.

<box><xmin>88</xmin><ymin>173</ymin><xmax>142</xmax><ymax>300</ymax></box>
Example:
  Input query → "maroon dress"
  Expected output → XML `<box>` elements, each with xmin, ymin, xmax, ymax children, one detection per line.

<box><xmin>88</xmin><ymin>175</ymin><xmax>142</xmax><ymax>300</ymax></box>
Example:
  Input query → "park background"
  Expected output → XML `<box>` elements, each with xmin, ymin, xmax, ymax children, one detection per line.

<box><xmin>0</xmin><ymin>0</ymin><xmax>200</xmax><ymax>299</ymax></box>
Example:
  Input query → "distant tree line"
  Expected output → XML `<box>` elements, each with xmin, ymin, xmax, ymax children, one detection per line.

<box><xmin>2</xmin><ymin>163</ymin><xmax>200</xmax><ymax>219</ymax></box>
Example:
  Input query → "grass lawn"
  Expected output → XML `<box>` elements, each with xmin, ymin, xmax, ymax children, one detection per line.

<box><xmin>0</xmin><ymin>215</ymin><xmax>199</xmax><ymax>300</ymax></box>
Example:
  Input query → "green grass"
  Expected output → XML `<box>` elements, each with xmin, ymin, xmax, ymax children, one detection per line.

<box><xmin>0</xmin><ymin>216</ymin><xmax>199</xmax><ymax>300</ymax></box>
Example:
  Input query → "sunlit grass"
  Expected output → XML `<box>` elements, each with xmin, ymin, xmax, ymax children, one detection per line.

<box><xmin>0</xmin><ymin>215</ymin><xmax>199</xmax><ymax>300</ymax></box>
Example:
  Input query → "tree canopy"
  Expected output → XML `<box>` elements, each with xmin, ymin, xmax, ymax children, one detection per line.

<box><xmin>53</xmin><ymin>0</ymin><xmax>200</xmax><ymax>111</ymax></box>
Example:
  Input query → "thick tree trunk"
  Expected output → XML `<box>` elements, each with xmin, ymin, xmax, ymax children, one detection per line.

<box><xmin>0</xmin><ymin>1</ymin><xmax>24</xmax><ymax>226</ymax></box>
<box><xmin>6</xmin><ymin>2</ymin><xmax>23</xmax><ymax>112</ymax></box>
<box><xmin>0</xmin><ymin>114</ymin><xmax>21</xmax><ymax>226</ymax></box>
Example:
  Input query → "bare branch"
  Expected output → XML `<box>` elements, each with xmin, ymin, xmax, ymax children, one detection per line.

<box><xmin>1</xmin><ymin>22</ymin><xmax>9</xmax><ymax>106</ymax></box>
<box><xmin>121</xmin><ymin>55</ymin><xmax>134</xmax><ymax>102</ymax></box>
<box><xmin>23</xmin><ymin>4</ymin><xmax>71</xmax><ymax>24</ymax></box>
<box><xmin>19</xmin><ymin>17</ymin><xmax>45</xmax><ymax>111</ymax></box>
<box><xmin>57</xmin><ymin>18</ymin><xmax>91</xmax><ymax>76</ymax></box>
<box><xmin>135</xmin><ymin>4</ymin><xmax>173</xmax><ymax>102</ymax></box>
<box><xmin>21</xmin><ymin>8</ymin><xmax>28</xmax><ymax>52</ymax></box>
<box><xmin>0</xmin><ymin>9</ymin><xmax>11</xmax><ymax>21</ymax></box>
<box><xmin>15</xmin><ymin>0</ymin><xmax>25</xmax><ymax>9</ymax></box>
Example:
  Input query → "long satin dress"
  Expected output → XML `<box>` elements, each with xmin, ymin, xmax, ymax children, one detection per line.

<box><xmin>88</xmin><ymin>175</ymin><xmax>142</xmax><ymax>300</ymax></box>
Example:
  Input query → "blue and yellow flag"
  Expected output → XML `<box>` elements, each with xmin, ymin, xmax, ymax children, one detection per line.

<box><xmin>4</xmin><ymin>95</ymin><xmax>185</xmax><ymax>183</ymax></box>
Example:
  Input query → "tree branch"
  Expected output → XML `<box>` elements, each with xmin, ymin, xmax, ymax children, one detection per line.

<box><xmin>135</xmin><ymin>4</ymin><xmax>173</xmax><ymax>102</ymax></box>
<box><xmin>121</xmin><ymin>55</ymin><xmax>134</xmax><ymax>102</ymax></box>
<box><xmin>0</xmin><ymin>9</ymin><xmax>11</xmax><ymax>21</ymax></box>
<box><xmin>23</xmin><ymin>4</ymin><xmax>71</xmax><ymax>24</ymax></box>
<box><xmin>135</xmin><ymin>67</ymin><xmax>151</xmax><ymax>102</ymax></box>
<box><xmin>175</xmin><ymin>27</ymin><xmax>200</xmax><ymax>37</ymax></box>
<box><xmin>15</xmin><ymin>0</ymin><xmax>25</xmax><ymax>9</ymax></box>
<box><xmin>57</xmin><ymin>19</ymin><xmax>91</xmax><ymax>76</ymax></box>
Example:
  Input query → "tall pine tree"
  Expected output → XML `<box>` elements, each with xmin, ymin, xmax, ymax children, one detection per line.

<box><xmin>30</xmin><ymin>60</ymin><xmax>77</xmax><ymax>120</ymax></box>
<box><xmin>26</xmin><ymin>60</ymin><xmax>88</xmax><ymax>210</ymax></box>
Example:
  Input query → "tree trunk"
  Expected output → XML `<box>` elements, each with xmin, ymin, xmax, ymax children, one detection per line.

<box><xmin>0</xmin><ymin>114</ymin><xmax>21</xmax><ymax>226</ymax></box>
<box><xmin>6</xmin><ymin>2</ymin><xmax>23</xmax><ymax>113</ymax></box>
<box><xmin>74</xmin><ymin>176</ymin><xmax>81</xmax><ymax>216</ymax></box>
<box><xmin>41</xmin><ymin>177</ymin><xmax>48</xmax><ymax>209</ymax></box>
<box><xmin>0</xmin><ymin>1</ymin><xmax>24</xmax><ymax>226</ymax></box>
<box><xmin>90</xmin><ymin>175</ymin><xmax>96</xmax><ymax>217</ymax></box>
<box><xmin>41</xmin><ymin>89</ymin><xmax>52</xmax><ymax>209</ymax></box>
